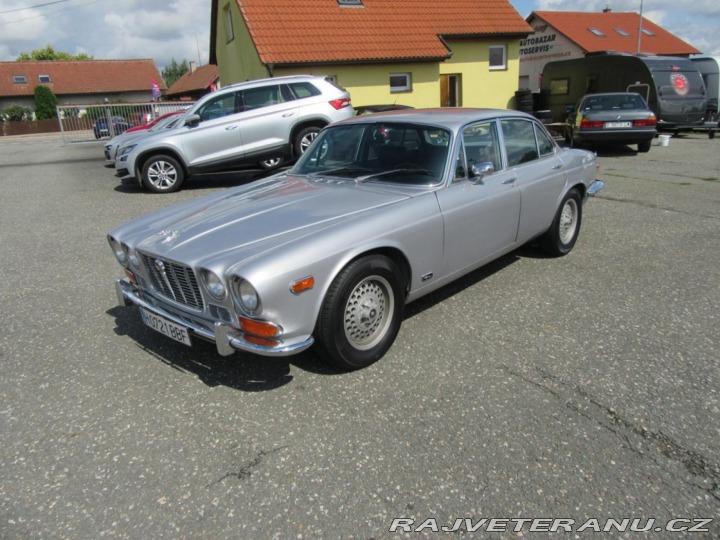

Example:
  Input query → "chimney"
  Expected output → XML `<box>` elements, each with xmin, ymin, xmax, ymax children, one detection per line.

<box><xmin>189</xmin><ymin>61</ymin><xmax>197</xmax><ymax>73</ymax></box>
<box><xmin>603</xmin><ymin>5</ymin><xmax>612</xmax><ymax>12</ymax></box>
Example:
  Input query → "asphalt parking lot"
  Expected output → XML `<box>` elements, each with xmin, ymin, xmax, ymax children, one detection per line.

<box><xmin>1</xmin><ymin>132</ymin><xmax>718</xmax><ymax>538</ymax></box>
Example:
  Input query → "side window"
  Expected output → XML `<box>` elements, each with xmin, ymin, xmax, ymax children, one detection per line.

<box><xmin>288</xmin><ymin>82</ymin><xmax>322</xmax><ymax>99</ymax></box>
<box><xmin>534</xmin><ymin>124</ymin><xmax>555</xmax><ymax>156</ymax></box>
<box><xmin>241</xmin><ymin>85</ymin><xmax>282</xmax><ymax>110</ymax></box>
<box><xmin>462</xmin><ymin>121</ymin><xmax>501</xmax><ymax>173</ymax></box>
<box><xmin>197</xmin><ymin>92</ymin><xmax>238</xmax><ymax>121</ymax></box>
<box><xmin>501</xmin><ymin>119</ymin><xmax>539</xmax><ymax>167</ymax></box>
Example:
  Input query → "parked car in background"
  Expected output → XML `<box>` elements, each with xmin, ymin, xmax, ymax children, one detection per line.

<box><xmin>114</xmin><ymin>75</ymin><xmax>354</xmax><ymax>192</ymax></box>
<box><xmin>565</xmin><ymin>92</ymin><xmax>657</xmax><ymax>152</ymax></box>
<box><xmin>109</xmin><ymin>108</ymin><xmax>604</xmax><ymax>370</ymax></box>
<box><xmin>124</xmin><ymin>110</ymin><xmax>186</xmax><ymax>135</ymax></box>
<box><xmin>104</xmin><ymin>111</ymin><xmax>185</xmax><ymax>165</ymax></box>
<box><xmin>355</xmin><ymin>104</ymin><xmax>414</xmax><ymax>115</ymax></box>
<box><xmin>93</xmin><ymin>116</ymin><xmax>131</xmax><ymax>139</ymax></box>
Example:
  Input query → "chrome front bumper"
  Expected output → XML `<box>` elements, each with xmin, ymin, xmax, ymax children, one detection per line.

<box><xmin>115</xmin><ymin>278</ymin><xmax>314</xmax><ymax>358</ymax></box>
<box><xmin>588</xmin><ymin>179</ymin><xmax>604</xmax><ymax>196</ymax></box>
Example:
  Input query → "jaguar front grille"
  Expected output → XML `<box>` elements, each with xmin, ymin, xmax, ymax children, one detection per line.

<box><xmin>140</xmin><ymin>253</ymin><xmax>204</xmax><ymax>310</ymax></box>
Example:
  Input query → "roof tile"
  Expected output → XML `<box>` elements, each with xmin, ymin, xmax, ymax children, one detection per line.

<box><xmin>235</xmin><ymin>0</ymin><xmax>532</xmax><ymax>64</ymax></box>
<box><xmin>531</xmin><ymin>11</ymin><xmax>700</xmax><ymax>55</ymax></box>
<box><xmin>0</xmin><ymin>59</ymin><xmax>166</xmax><ymax>99</ymax></box>
<box><xmin>166</xmin><ymin>64</ymin><xmax>219</xmax><ymax>97</ymax></box>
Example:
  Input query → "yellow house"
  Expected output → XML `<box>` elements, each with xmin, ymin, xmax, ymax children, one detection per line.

<box><xmin>209</xmin><ymin>0</ymin><xmax>532</xmax><ymax>110</ymax></box>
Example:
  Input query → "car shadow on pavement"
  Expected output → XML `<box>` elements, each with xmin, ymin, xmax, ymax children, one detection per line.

<box><xmin>404</xmin><ymin>251</ymin><xmax>521</xmax><ymax>319</ymax></box>
<box><xmin>107</xmin><ymin>304</ymin><xmax>340</xmax><ymax>392</ymax></box>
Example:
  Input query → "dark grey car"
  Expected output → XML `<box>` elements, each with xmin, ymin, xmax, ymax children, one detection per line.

<box><xmin>566</xmin><ymin>92</ymin><xmax>657</xmax><ymax>152</ymax></box>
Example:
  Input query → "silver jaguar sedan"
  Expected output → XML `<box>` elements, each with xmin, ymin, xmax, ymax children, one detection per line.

<box><xmin>109</xmin><ymin>108</ymin><xmax>603</xmax><ymax>370</ymax></box>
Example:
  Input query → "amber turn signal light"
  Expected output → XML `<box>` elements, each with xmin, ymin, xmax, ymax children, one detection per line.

<box><xmin>290</xmin><ymin>276</ymin><xmax>315</xmax><ymax>294</ymax></box>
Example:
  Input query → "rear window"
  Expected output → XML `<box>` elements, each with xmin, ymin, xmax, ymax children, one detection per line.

<box><xmin>582</xmin><ymin>94</ymin><xmax>647</xmax><ymax>111</ymax></box>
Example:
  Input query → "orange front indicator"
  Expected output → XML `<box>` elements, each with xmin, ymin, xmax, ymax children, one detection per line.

<box><xmin>290</xmin><ymin>276</ymin><xmax>315</xmax><ymax>294</ymax></box>
<box><xmin>239</xmin><ymin>317</ymin><xmax>280</xmax><ymax>338</ymax></box>
<box><xmin>124</xmin><ymin>268</ymin><xmax>137</xmax><ymax>285</ymax></box>
<box><xmin>244</xmin><ymin>334</ymin><xmax>282</xmax><ymax>348</ymax></box>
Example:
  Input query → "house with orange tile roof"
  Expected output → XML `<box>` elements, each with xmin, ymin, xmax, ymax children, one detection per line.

<box><xmin>166</xmin><ymin>63</ymin><xmax>219</xmax><ymax>101</ymax></box>
<box><xmin>210</xmin><ymin>0</ymin><xmax>532</xmax><ymax>110</ymax></box>
<box><xmin>520</xmin><ymin>8</ymin><xmax>701</xmax><ymax>91</ymax></box>
<box><xmin>0</xmin><ymin>59</ymin><xmax>166</xmax><ymax>112</ymax></box>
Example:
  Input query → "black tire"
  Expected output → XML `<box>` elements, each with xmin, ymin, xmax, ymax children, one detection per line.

<box><xmin>315</xmin><ymin>255</ymin><xmax>405</xmax><ymax>370</ymax></box>
<box><xmin>539</xmin><ymin>189</ymin><xmax>582</xmax><ymax>256</ymax></box>
<box><xmin>258</xmin><ymin>157</ymin><xmax>284</xmax><ymax>170</ymax></box>
<box><xmin>294</xmin><ymin>126</ymin><xmax>322</xmax><ymax>157</ymax></box>
<box><xmin>638</xmin><ymin>141</ymin><xmax>651</xmax><ymax>153</ymax></box>
<box><xmin>141</xmin><ymin>155</ymin><xmax>185</xmax><ymax>193</ymax></box>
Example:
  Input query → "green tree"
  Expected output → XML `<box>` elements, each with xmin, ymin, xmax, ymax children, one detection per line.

<box><xmin>17</xmin><ymin>45</ymin><xmax>93</xmax><ymax>61</ymax></box>
<box><xmin>161</xmin><ymin>59</ymin><xmax>190</xmax><ymax>88</ymax></box>
<box><xmin>34</xmin><ymin>85</ymin><xmax>59</xmax><ymax>120</ymax></box>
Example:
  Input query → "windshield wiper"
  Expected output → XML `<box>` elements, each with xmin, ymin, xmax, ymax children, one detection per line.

<box><xmin>356</xmin><ymin>168</ymin><xmax>436</xmax><ymax>183</ymax></box>
<box><xmin>310</xmin><ymin>167</ymin><xmax>372</xmax><ymax>177</ymax></box>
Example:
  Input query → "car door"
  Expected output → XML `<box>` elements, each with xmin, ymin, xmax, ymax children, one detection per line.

<box><xmin>180</xmin><ymin>90</ymin><xmax>245</xmax><ymax>169</ymax></box>
<box><xmin>500</xmin><ymin>119</ymin><xmax>567</xmax><ymax>243</ymax></box>
<box><xmin>233</xmin><ymin>84</ymin><xmax>299</xmax><ymax>160</ymax></box>
<box><xmin>435</xmin><ymin>120</ymin><xmax>522</xmax><ymax>276</ymax></box>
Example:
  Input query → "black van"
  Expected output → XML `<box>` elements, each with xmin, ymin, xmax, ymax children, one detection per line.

<box><xmin>540</xmin><ymin>53</ymin><xmax>707</xmax><ymax>129</ymax></box>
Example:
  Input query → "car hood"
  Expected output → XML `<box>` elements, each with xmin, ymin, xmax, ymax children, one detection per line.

<box><xmin>111</xmin><ymin>174</ymin><xmax>411</xmax><ymax>267</ymax></box>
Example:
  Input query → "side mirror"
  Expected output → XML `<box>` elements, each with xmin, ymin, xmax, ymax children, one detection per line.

<box><xmin>469</xmin><ymin>161</ymin><xmax>494</xmax><ymax>184</ymax></box>
<box><xmin>185</xmin><ymin>114</ymin><xmax>201</xmax><ymax>127</ymax></box>
<box><xmin>565</xmin><ymin>106</ymin><xmax>575</xmax><ymax>114</ymax></box>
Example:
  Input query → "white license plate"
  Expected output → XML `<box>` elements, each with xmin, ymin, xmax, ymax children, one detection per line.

<box><xmin>604</xmin><ymin>121</ymin><xmax>632</xmax><ymax>128</ymax></box>
<box><xmin>140</xmin><ymin>308</ymin><xmax>192</xmax><ymax>346</ymax></box>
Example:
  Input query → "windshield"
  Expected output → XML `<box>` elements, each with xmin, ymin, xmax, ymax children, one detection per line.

<box><xmin>291</xmin><ymin>122</ymin><xmax>451</xmax><ymax>186</ymax></box>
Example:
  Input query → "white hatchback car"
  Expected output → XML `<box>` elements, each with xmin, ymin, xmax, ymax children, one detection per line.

<box><xmin>114</xmin><ymin>75</ymin><xmax>354</xmax><ymax>193</ymax></box>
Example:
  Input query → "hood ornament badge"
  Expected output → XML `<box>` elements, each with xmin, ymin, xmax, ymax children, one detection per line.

<box><xmin>159</xmin><ymin>229</ymin><xmax>179</xmax><ymax>244</ymax></box>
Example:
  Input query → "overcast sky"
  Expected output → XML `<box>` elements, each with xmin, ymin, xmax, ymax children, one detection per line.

<box><xmin>0</xmin><ymin>0</ymin><xmax>717</xmax><ymax>72</ymax></box>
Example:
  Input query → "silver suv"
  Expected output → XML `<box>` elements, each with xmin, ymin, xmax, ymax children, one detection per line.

<box><xmin>114</xmin><ymin>75</ymin><xmax>354</xmax><ymax>193</ymax></box>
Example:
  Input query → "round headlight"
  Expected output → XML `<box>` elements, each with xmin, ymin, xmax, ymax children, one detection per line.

<box><xmin>127</xmin><ymin>248</ymin><xmax>140</xmax><ymax>268</ymax></box>
<box><xmin>203</xmin><ymin>270</ymin><xmax>226</xmax><ymax>300</ymax></box>
<box><xmin>236</xmin><ymin>279</ymin><xmax>259</xmax><ymax>312</ymax></box>
<box><xmin>108</xmin><ymin>237</ymin><xmax>128</xmax><ymax>266</ymax></box>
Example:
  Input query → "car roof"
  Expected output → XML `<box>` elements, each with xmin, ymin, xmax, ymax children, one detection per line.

<box><xmin>335</xmin><ymin>107</ymin><xmax>537</xmax><ymax>130</ymax></box>
<box><xmin>222</xmin><ymin>75</ymin><xmax>326</xmax><ymax>91</ymax></box>
<box><xmin>581</xmin><ymin>92</ymin><xmax>641</xmax><ymax>98</ymax></box>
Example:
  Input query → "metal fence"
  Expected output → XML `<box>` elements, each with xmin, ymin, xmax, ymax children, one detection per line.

<box><xmin>56</xmin><ymin>101</ymin><xmax>195</xmax><ymax>144</ymax></box>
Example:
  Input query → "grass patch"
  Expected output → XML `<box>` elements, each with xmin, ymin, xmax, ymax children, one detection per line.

<box><xmin>701</xmin><ymin>177</ymin><xmax>718</xmax><ymax>182</ymax></box>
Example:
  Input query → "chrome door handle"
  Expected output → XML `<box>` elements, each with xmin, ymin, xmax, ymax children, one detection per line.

<box><xmin>225</xmin><ymin>125</ymin><xmax>238</xmax><ymax>130</ymax></box>
<box><xmin>552</xmin><ymin>162</ymin><xmax>563</xmax><ymax>169</ymax></box>
<box><xmin>282</xmin><ymin>112</ymin><xmax>295</xmax><ymax>118</ymax></box>
<box><xmin>502</xmin><ymin>176</ymin><xmax>517</xmax><ymax>185</ymax></box>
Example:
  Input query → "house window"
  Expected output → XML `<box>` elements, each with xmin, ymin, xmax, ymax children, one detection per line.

<box><xmin>224</xmin><ymin>4</ymin><xmax>234</xmax><ymax>42</ymax></box>
<box><xmin>390</xmin><ymin>73</ymin><xmax>411</xmax><ymax>93</ymax></box>
<box><xmin>588</xmin><ymin>28</ymin><xmax>606</xmax><ymax>37</ymax></box>
<box><xmin>38</xmin><ymin>74</ymin><xmax>51</xmax><ymax>83</ymax></box>
<box><xmin>489</xmin><ymin>45</ymin><xmax>507</xmax><ymax>70</ymax></box>
<box><xmin>13</xmin><ymin>75</ymin><xmax>27</xmax><ymax>84</ymax></box>
<box><xmin>641</xmin><ymin>28</ymin><xmax>656</xmax><ymax>36</ymax></box>
<box><xmin>338</xmin><ymin>0</ymin><xmax>363</xmax><ymax>5</ymax></box>
<box><xmin>549</xmin><ymin>78</ymin><xmax>570</xmax><ymax>95</ymax></box>
<box><xmin>614</xmin><ymin>28</ymin><xmax>630</xmax><ymax>37</ymax></box>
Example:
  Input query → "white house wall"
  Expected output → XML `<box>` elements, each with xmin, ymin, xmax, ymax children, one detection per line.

<box><xmin>519</xmin><ymin>18</ymin><xmax>583</xmax><ymax>91</ymax></box>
